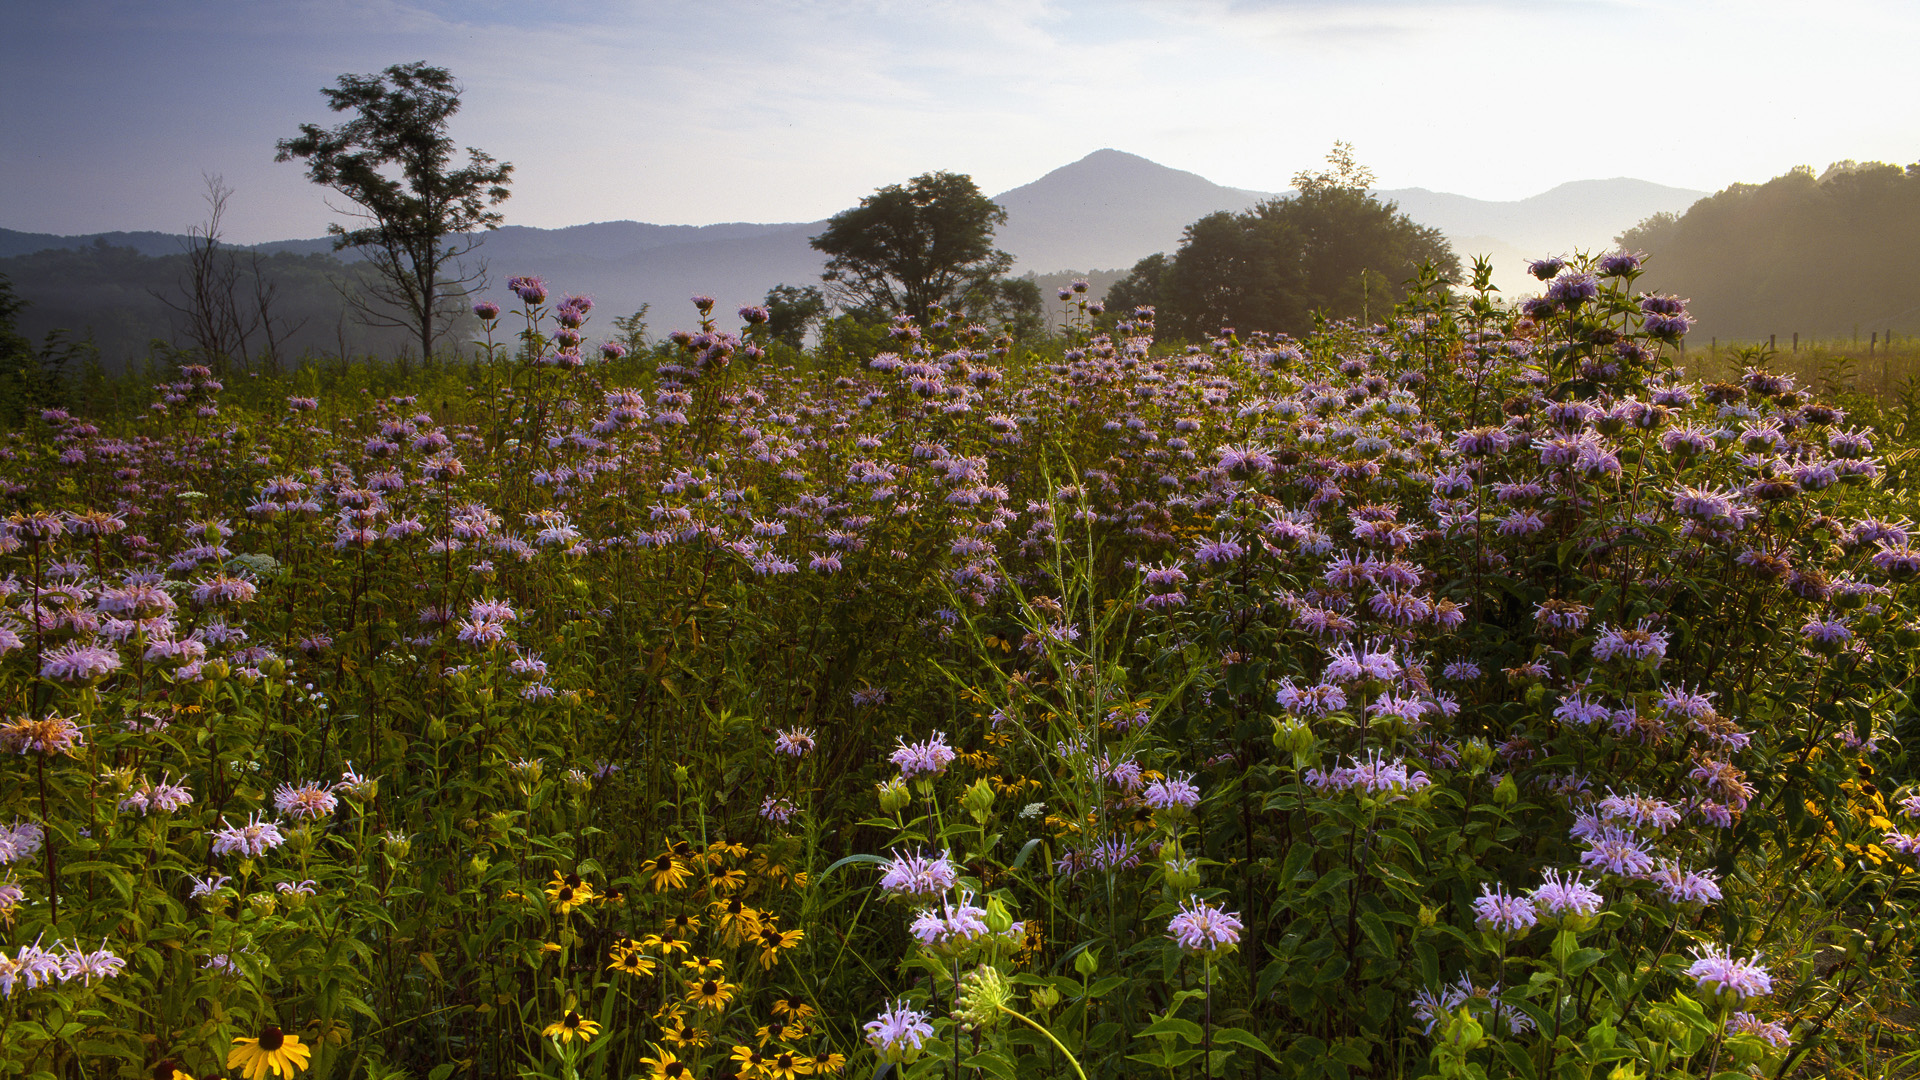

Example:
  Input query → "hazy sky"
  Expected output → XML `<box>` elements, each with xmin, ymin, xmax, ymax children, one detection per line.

<box><xmin>4</xmin><ymin>0</ymin><xmax>1914</xmax><ymax>243</ymax></box>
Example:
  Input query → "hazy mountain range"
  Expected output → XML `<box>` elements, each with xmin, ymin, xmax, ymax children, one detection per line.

<box><xmin>1</xmin><ymin>149</ymin><xmax>1703</xmax><ymax>341</ymax></box>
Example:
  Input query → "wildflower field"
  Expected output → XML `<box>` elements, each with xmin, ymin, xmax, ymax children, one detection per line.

<box><xmin>5</xmin><ymin>255</ymin><xmax>1920</xmax><ymax>1080</ymax></box>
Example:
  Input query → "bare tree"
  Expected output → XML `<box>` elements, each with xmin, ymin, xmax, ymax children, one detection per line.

<box><xmin>154</xmin><ymin>176</ymin><xmax>305</xmax><ymax>373</ymax></box>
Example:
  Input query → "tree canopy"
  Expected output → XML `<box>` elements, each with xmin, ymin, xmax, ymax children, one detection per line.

<box><xmin>1618</xmin><ymin>160</ymin><xmax>1920</xmax><ymax>339</ymax></box>
<box><xmin>276</xmin><ymin>62</ymin><xmax>512</xmax><ymax>361</ymax></box>
<box><xmin>810</xmin><ymin>171</ymin><xmax>1013</xmax><ymax>323</ymax></box>
<box><xmin>1106</xmin><ymin>145</ymin><xmax>1458</xmax><ymax>341</ymax></box>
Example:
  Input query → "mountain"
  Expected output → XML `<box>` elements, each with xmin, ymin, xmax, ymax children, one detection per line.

<box><xmin>1</xmin><ymin>152</ymin><xmax>1706</xmax><ymax>362</ymax></box>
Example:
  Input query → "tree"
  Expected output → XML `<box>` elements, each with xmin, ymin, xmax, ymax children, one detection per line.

<box><xmin>1152</xmin><ymin>145</ymin><xmax>1457</xmax><ymax>340</ymax></box>
<box><xmin>1104</xmin><ymin>252</ymin><xmax>1170</xmax><ymax>318</ymax></box>
<box><xmin>810</xmin><ymin>171</ymin><xmax>1013</xmax><ymax>322</ymax></box>
<box><xmin>153</xmin><ymin>175</ymin><xmax>304</xmax><ymax>373</ymax></box>
<box><xmin>276</xmin><ymin>62</ymin><xmax>512</xmax><ymax>362</ymax></box>
<box><xmin>764</xmin><ymin>284</ymin><xmax>827</xmax><ymax>348</ymax></box>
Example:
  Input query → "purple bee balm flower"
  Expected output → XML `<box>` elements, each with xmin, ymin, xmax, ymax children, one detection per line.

<box><xmin>1528</xmin><ymin>257</ymin><xmax>1567</xmax><ymax>281</ymax></box>
<box><xmin>909</xmin><ymin>893</ymin><xmax>990</xmax><ymax>952</ymax></box>
<box><xmin>1530</xmin><ymin>868</ymin><xmax>1603</xmax><ymax>920</ymax></box>
<box><xmin>1727</xmin><ymin>1012</ymin><xmax>1790</xmax><ymax>1048</ymax></box>
<box><xmin>39</xmin><ymin>643</ymin><xmax>121</xmax><ymax>683</ymax></box>
<box><xmin>1687</xmin><ymin>944</ymin><xmax>1772</xmax><ymax>1002</ymax></box>
<box><xmin>773</xmin><ymin>727</ymin><xmax>816</xmax><ymax>756</ymax></box>
<box><xmin>759</xmin><ymin>796</ymin><xmax>797</xmax><ymax>823</ymax></box>
<box><xmin>1598</xmin><ymin>790</ymin><xmax>1682</xmax><ymax>832</ymax></box>
<box><xmin>879</xmin><ymin>849</ymin><xmax>959</xmax><ymax>896</ymax></box>
<box><xmin>1167</xmin><ymin>897</ymin><xmax>1243</xmax><ymax>952</ymax></box>
<box><xmin>599</xmin><ymin>341</ymin><xmax>628</xmax><ymax>361</ymax></box>
<box><xmin>209</xmin><ymin>813</ymin><xmax>286</xmax><ymax>858</ymax></box>
<box><xmin>1591</xmin><ymin>622</ymin><xmax>1669</xmax><ymax>665</ymax></box>
<box><xmin>1472</xmin><ymin>883</ymin><xmax>1537</xmax><ymax>937</ymax></box>
<box><xmin>1578</xmin><ymin>827</ymin><xmax>1655</xmax><ymax>877</ymax></box>
<box><xmin>507</xmin><ymin>276</ymin><xmax>548</xmax><ymax>305</ymax></box>
<box><xmin>1597</xmin><ymin>251</ymin><xmax>1644</xmax><ymax>276</ymax></box>
<box><xmin>273</xmin><ymin>782</ymin><xmax>338</xmax><ymax>821</ymax></box>
<box><xmin>1143</xmin><ymin>773</ymin><xmax>1201</xmax><ymax>811</ymax></box>
<box><xmin>1649</xmin><ymin>861</ymin><xmax>1722</xmax><ymax>905</ymax></box>
<box><xmin>1193</xmin><ymin>535</ymin><xmax>1244</xmax><ymax>564</ymax></box>
<box><xmin>865</xmin><ymin>1002</ymin><xmax>936</xmax><ymax>1063</ymax></box>
<box><xmin>472</xmin><ymin>300</ymin><xmax>501</xmax><ymax>320</ymax></box>
<box><xmin>890</xmin><ymin>731</ymin><xmax>956</xmax><ymax>778</ymax></box>
<box><xmin>1546</xmin><ymin>272</ymin><xmax>1600</xmax><ymax>307</ymax></box>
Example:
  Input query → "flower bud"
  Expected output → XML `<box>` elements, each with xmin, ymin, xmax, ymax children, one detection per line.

<box><xmin>963</xmin><ymin>778</ymin><xmax>996</xmax><ymax>822</ymax></box>
<box><xmin>1492</xmin><ymin>773</ymin><xmax>1519</xmax><ymax>807</ymax></box>
<box><xmin>1030</xmin><ymin>984</ymin><xmax>1061</xmax><ymax>1010</ymax></box>
<box><xmin>878</xmin><ymin>777</ymin><xmax>912</xmax><ymax>814</ymax></box>
<box><xmin>952</xmin><ymin>964</ymin><xmax>1010</xmax><ymax>1032</ymax></box>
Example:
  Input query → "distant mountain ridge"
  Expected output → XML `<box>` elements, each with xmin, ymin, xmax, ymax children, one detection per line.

<box><xmin>1</xmin><ymin>151</ymin><xmax>1706</xmax><ymax>346</ymax></box>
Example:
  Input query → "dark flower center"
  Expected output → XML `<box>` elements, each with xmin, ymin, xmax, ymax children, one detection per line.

<box><xmin>563</xmin><ymin>1011</ymin><xmax>581</xmax><ymax>1029</ymax></box>
<box><xmin>259</xmin><ymin>1026</ymin><xmax>285</xmax><ymax>1051</ymax></box>
<box><xmin>655</xmin><ymin>856</ymin><xmax>673</xmax><ymax>872</ymax></box>
<box><xmin>701</xmin><ymin>979</ymin><xmax>718</xmax><ymax>995</ymax></box>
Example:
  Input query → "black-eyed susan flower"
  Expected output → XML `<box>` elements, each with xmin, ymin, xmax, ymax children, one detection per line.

<box><xmin>639</xmin><ymin>1045</ymin><xmax>696</xmax><ymax>1079</ymax></box>
<box><xmin>755</xmin><ymin>923</ymin><xmax>804</xmax><ymax>969</ymax></box>
<box><xmin>644</xmin><ymin>929</ymin><xmax>691</xmax><ymax>957</ymax></box>
<box><xmin>680</xmin><ymin>954</ymin><xmax>726</xmax><ymax>978</ymax></box>
<box><xmin>659</xmin><ymin>1017</ymin><xmax>710</xmax><ymax>1047</ymax></box>
<box><xmin>227</xmin><ymin>1024</ymin><xmax>311</xmax><ymax>1080</ymax></box>
<box><xmin>812</xmin><ymin>1050</ymin><xmax>846</xmax><ymax>1074</ymax></box>
<box><xmin>757</xmin><ymin>1019</ymin><xmax>810</xmax><ymax>1047</ymax></box>
<box><xmin>649</xmin><ymin>851</ymin><xmax>692</xmax><ymax>892</ymax></box>
<box><xmin>764</xmin><ymin>1050</ymin><xmax>813</xmax><ymax>1080</ymax></box>
<box><xmin>769</xmin><ymin>995</ymin><xmax>815</xmax><ymax>1020</ymax></box>
<box><xmin>729</xmin><ymin>1043</ymin><xmax>769</xmax><ymax>1076</ymax></box>
<box><xmin>151</xmin><ymin>1059</ymin><xmax>194</xmax><ymax>1080</ymax></box>
<box><xmin>710</xmin><ymin>896</ymin><xmax>761</xmax><ymax>945</ymax></box>
<box><xmin>707</xmin><ymin>839</ymin><xmax>749</xmax><ymax>865</ymax></box>
<box><xmin>541</xmin><ymin>1010</ymin><xmax>601</xmax><ymax>1044</ymax></box>
<box><xmin>545</xmin><ymin>871</ymin><xmax>595</xmax><ymax>914</ymax></box>
<box><xmin>708</xmin><ymin>867</ymin><xmax>748</xmax><ymax>893</ymax></box>
<box><xmin>608</xmin><ymin>946</ymin><xmax>657</xmax><ymax>977</ymax></box>
<box><xmin>668</xmin><ymin>911</ymin><xmax>702</xmax><ymax>935</ymax></box>
<box><xmin>685</xmin><ymin>974</ymin><xmax>737</xmax><ymax>1012</ymax></box>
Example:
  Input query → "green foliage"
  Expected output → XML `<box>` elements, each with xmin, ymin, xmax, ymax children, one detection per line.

<box><xmin>275</xmin><ymin>62</ymin><xmax>513</xmax><ymax>361</ymax></box>
<box><xmin>1620</xmin><ymin>159</ymin><xmax>1920</xmax><ymax>339</ymax></box>
<box><xmin>1146</xmin><ymin>145</ymin><xmax>1459</xmax><ymax>340</ymax></box>
<box><xmin>810</xmin><ymin>170</ymin><xmax>1014</xmax><ymax>322</ymax></box>
<box><xmin>763</xmin><ymin>284</ymin><xmax>825</xmax><ymax>348</ymax></box>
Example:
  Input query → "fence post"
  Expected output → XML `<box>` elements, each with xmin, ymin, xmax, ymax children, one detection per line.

<box><xmin>1769</xmin><ymin>334</ymin><xmax>1776</xmax><ymax>350</ymax></box>
<box><xmin>1872</xmin><ymin>332</ymin><xmax>1878</xmax><ymax>355</ymax></box>
<box><xmin>1792</xmin><ymin>332</ymin><xmax>1799</xmax><ymax>352</ymax></box>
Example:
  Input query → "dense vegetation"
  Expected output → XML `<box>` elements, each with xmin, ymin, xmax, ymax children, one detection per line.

<box><xmin>1620</xmin><ymin>161</ymin><xmax>1920</xmax><ymax>341</ymax></box>
<box><xmin>1106</xmin><ymin>146</ymin><xmax>1459</xmax><ymax>342</ymax></box>
<box><xmin>1</xmin><ymin>248</ymin><xmax>1919</xmax><ymax>1080</ymax></box>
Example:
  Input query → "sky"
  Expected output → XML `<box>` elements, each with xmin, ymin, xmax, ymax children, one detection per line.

<box><xmin>3</xmin><ymin>0</ymin><xmax>1916</xmax><ymax>244</ymax></box>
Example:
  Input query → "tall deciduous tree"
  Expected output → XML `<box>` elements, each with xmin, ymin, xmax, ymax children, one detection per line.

<box><xmin>810</xmin><ymin>171</ymin><xmax>1013</xmax><ymax>322</ymax></box>
<box><xmin>1120</xmin><ymin>144</ymin><xmax>1458</xmax><ymax>341</ymax></box>
<box><xmin>276</xmin><ymin>62</ymin><xmax>512</xmax><ymax>362</ymax></box>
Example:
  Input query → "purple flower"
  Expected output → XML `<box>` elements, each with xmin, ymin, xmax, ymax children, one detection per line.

<box><xmin>1727</xmin><ymin>1012</ymin><xmax>1790</xmax><ymax>1048</ymax></box>
<box><xmin>1530</xmin><ymin>869</ymin><xmax>1603</xmax><ymax>920</ymax></box>
<box><xmin>1649</xmin><ymin>861</ymin><xmax>1722</xmax><ymax>905</ymax></box>
<box><xmin>209</xmin><ymin>814</ymin><xmax>286</xmax><ymax>858</ymax></box>
<box><xmin>1591</xmin><ymin>622</ymin><xmax>1669</xmax><ymax>666</ymax></box>
<box><xmin>508</xmin><ymin>276</ymin><xmax>548</xmax><ymax>305</ymax></box>
<box><xmin>0</xmin><ymin>821</ymin><xmax>45</xmax><ymax>865</ymax></box>
<box><xmin>909</xmin><ymin>893</ymin><xmax>990</xmax><ymax>952</ymax></box>
<box><xmin>40</xmin><ymin>643</ymin><xmax>121</xmax><ymax>683</ymax></box>
<box><xmin>273</xmin><ymin>782</ymin><xmax>338</xmax><ymax>821</ymax></box>
<box><xmin>1687</xmin><ymin>944</ymin><xmax>1772</xmax><ymax>1002</ymax></box>
<box><xmin>1167</xmin><ymin>897</ymin><xmax>1243</xmax><ymax>952</ymax></box>
<box><xmin>774</xmin><ymin>727</ymin><xmax>816</xmax><ymax>756</ymax></box>
<box><xmin>1528</xmin><ymin>257</ymin><xmax>1567</xmax><ymax>281</ymax></box>
<box><xmin>890</xmin><ymin>731</ymin><xmax>956</xmax><ymax>778</ymax></box>
<box><xmin>879</xmin><ymin>849</ymin><xmax>959</xmax><ymax>896</ymax></box>
<box><xmin>1143</xmin><ymin>774</ymin><xmax>1200</xmax><ymax>812</ymax></box>
<box><xmin>1578</xmin><ymin>827</ymin><xmax>1655</xmax><ymax>877</ymax></box>
<box><xmin>865</xmin><ymin>1002</ymin><xmax>936</xmax><ymax>1063</ymax></box>
<box><xmin>1598</xmin><ymin>251</ymin><xmax>1643</xmax><ymax>277</ymax></box>
<box><xmin>759</xmin><ymin>796</ymin><xmax>797</xmax><ymax>824</ymax></box>
<box><xmin>473</xmin><ymin>300</ymin><xmax>501</xmax><ymax>320</ymax></box>
<box><xmin>1472</xmin><ymin>883</ymin><xmax>1537</xmax><ymax>937</ymax></box>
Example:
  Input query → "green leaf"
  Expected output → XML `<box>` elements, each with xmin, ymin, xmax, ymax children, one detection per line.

<box><xmin>1357</xmin><ymin>911</ymin><xmax>1395</xmax><ymax>960</ymax></box>
<box><xmin>1213</xmin><ymin>1026</ymin><xmax>1281</xmax><ymax>1062</ymax></box>
<box><xmin>819</xmin><ymin>853</ymin><xmax>889</xmax><ymax>879</ymax></box>
<box><xmin>1135</xmin><ymin>1017</ymin><xmax>1205</xmax><ymax>1043</ymax></box>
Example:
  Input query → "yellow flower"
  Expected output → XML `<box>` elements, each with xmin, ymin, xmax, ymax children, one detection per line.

<box><xmin>812</xmin><ymin>1051</ymin><xmax>846</xmax><ymax>1074</ymax></box>
<box><xmin>730</xmin><ymin>1043</ymin><xmax>770</xmax><ymax>1076</ymax></box>
<box><xmin>710</xmin><ymin>897</ymin><xmax>762</xmax><ymax>946</ymax></box>
<box><xmin>644</xmin><ymin>930</ymin><xmax>691</xmax><ymax>957</ymax></box>
<box><xmin>660</xmin><ymin>1018</ymin><xmax>710</xmax><ymax>1047</ymax></box>
<box><xmin>685</xmin><ymin>974</ymin><xmax>738</xmax><ymax>1012</ymax></box>
<box><xmin>649</xmin><ymin>851</ymin><xmax>693</xmax><ymax>892</ymax></box>
<box><xmin>709</xmin><ymin>867</ymin><xmax>748</xmax><ymax>893</ymax></box>
<box><xmin>609</xmin><ymin>947</ymin><xmax>658</xmax><ymax>977</ymax></box>
<box><xmin>540</xmin><ymin>942</ymin><xmax>564</xmax><ymax>955</ymax></box>
<box><xmin>639</xmin><ymin>1045</ymin><xmax>697</xmax><ymax>1079</ymax></box>
<box><xmin>757</xmin><ymin>1019</ymin><xmax>810</xmax><ymax>1047</ymax></box>
<box><xmin>545</xmin><ymin>871</ymin><xmax>596</xmax><ymax>914</ymax></box>
<box><xmin>769</xmin><ymin>995</ymin><xmax>816</xmax><ymax>1020</ymax></box>
<box><xmin>755</xmin><ymin>923</ymin><xmax>804</xmax><ymax>969</ymax></box>
<box><xmin>680</xmin><ymin>954</ymin><xmax>726</xmax><ymax>978</ymax></box>
<box><xmin>227</xmin><ymin>1025</ymin><xmax>312</xmax><ymax>1080</ymax></box>
<box><xmin>764</xmin><ymin>1050</ymin><xmax>814</xmax><ymax>1080</ymax></box>
<box><xmin>668</xmin><ymin>911</ymin><xmax>703</xmax><ymax>935</ymax></box>
<box><xmin>541</xmin><ymin>1010</ymin><xmax>601</xmax><ymax>1045</ymax></box>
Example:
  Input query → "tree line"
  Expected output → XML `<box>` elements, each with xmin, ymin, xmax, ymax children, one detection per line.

<box><xmin>1620</xmin><ymin>161</ymin><xmax>1920</xmax><ymax>341</ymax></box>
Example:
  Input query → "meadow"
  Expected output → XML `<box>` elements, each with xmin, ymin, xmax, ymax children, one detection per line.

<box><xmin>1</xmin><ymin>256</ymin><xmax>1918</xmax><ymax>1080</ymax></box>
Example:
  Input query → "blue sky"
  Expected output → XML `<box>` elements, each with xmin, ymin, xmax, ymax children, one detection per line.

<box><xmin>4</xmin><ymin>0</ymin><xmax>1915</xmax><ymax>242</ymax></box>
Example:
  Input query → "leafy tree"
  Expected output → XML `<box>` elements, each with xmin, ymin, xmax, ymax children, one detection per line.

<box><xmin>764</xmin><ymin>284</ymin><xmax>827</xmax><ymax>348</ymax></box>
<box><xmin>959</xmin><ymin>276</ymin><xmax>1044</xmax><ymax>339</ymax></box>
<box><xmin>810</xmin><ymin>171</ymin><xmax>1013</xmax><ymax>322</ymax></box>
<box><xmin>1104</xmin><ymin>252</ymin><xmax>1170</xmax><ymax>318</ymax></box>
<box><xmin>276</xmin><ymin>62</ymin><xmax>512</xmax><ymax>362</ymax></box>
<box><xmin>1142</xmin><ymin>145</ymin><xmax>1458</xmax><ymax>341</ymax></box>
<box><xmin>1620</xmin><ymin>160</ymin><xmax>1920</xmax><ymax>338</ymax></box>
<box><xmin>0</xmin><ymin>273</ymin><xmax>75</xmax><ymax>425</ymax></box>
